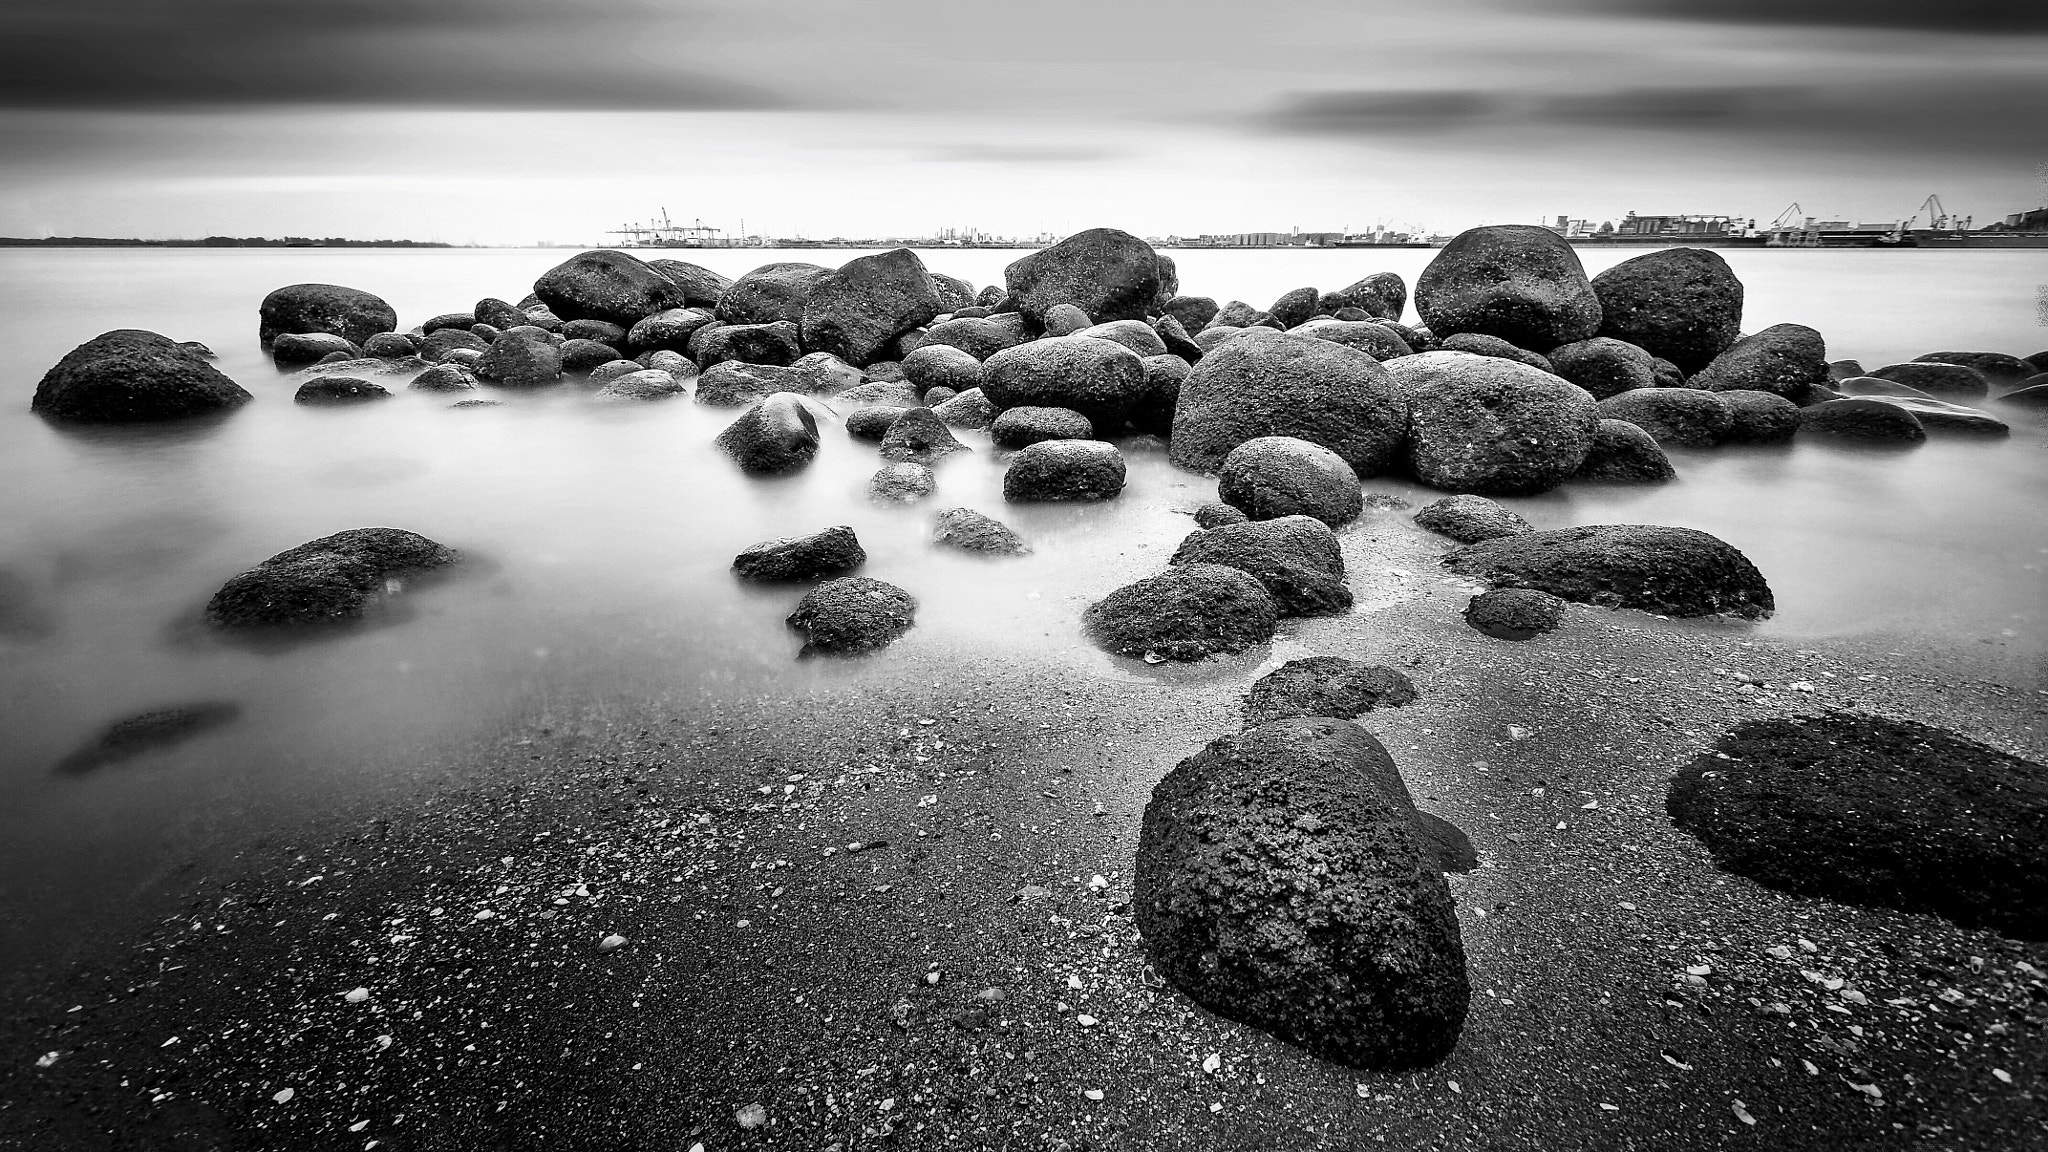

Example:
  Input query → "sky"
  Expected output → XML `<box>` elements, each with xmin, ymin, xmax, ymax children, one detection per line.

<box><xmin>0</xmin><ymin>0</ymin><xmax>2043</xmax><ymax>244</ymax></box>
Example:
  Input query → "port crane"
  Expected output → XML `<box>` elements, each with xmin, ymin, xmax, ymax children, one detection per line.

<box><xmin>1903</xmin><ymin>194</ymin><xmax>1969</xmax><ymax>233</ymax></box>
<box><xmin>606</xmin><ymin>208</ymin><xmax>730</xmax><ymax>247</ymax></box>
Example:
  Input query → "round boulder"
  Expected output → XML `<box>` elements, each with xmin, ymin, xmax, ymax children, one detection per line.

<box><xmin>695</xmin><ymin>322</ymin><xmax>801</xmax><ymax>369</ymax></box>
<box><xmin>733</xmin><ymin>525</ymin><xmax>864</xmax><ymax>581</ymax></box>
<box><xmin>645</xmin><ymin>258</ymin><xmax>732</xmax><ymax>309</ymax></box>
<box><xmin>1388</xmin><ymin>352</ymin><xmax>1599</xmax><ymax>495</ymax></box>
<box><xmin>932</xmin><ymin>387</ymin><xmax>997</xmax><ymax>430</ymax></box>
<box><xmin>1442</xmin><ymin>524</ymin><xmax>1774</xmax><ymax>619</ymax></box>
<box><xmin>1438</xmin><ymin>333</ymin><xmax>1551</xmax><ymax>373</ymax></box>
<box><xmin>845</xmin><ymin>405</ymin><xmax>904</xmax><ymax>442</ymax></box>
<box><xmin>475</xmin><ymin>327</ymin><xmax>563</xmax><ymax>387</ymax></box>
<box><xmin>1869</xmin><ymin>361</ymin><xmax>1989</xmax><ymax>399</ymax></box>
<box><xmin>1412</xmin><ymin>494</ymin><xmax>1532</xmax><ymax>544</ymax></box>
<box><xmin>1797</xmin><ymin>398</ymin><xmax>1927</xmax><ymax>443</ymax></box>
<box><xmin>1322</xmin><ymin>272</ymin><xmax>1407</xmax><ymax>321</ymax></box>
<box><xmin>271</xmin><ymin>332</ymin><xmax>360</xmax><ymax>364</ymax></box>
<box><xmin>1170</xmin><ymin>515</ymin><xmax>1351</xmax><ymax>617</ymax></box>
<box><xmin>594</xmin><ymin>369</ymin><xmax>685</xmax><ymax>400</ymax></box>
<box><xmin>1077</xmin><ymin>319</ymin><xmax>1168</xmax><ymax>359</ymax></box>
<box><xmin>363</xmin><ymin>332</ymin><xmax>417</xmax><ymax>359</ymax></box>
<box><xmin>869</xmin><ymin>462</ymin><xmax>937</xmax><ymax>503</ymax></box>
<box><xmin>1302</xmin><ymin>320</ymin><xmax>1412</xmax><ymax>362</ymax></box>
<box><xmin>1463</xmin><ymin>587</ymin><xmax>1566</xmax><ymax>640</ymax></box>
<box><xmin>1690</xmin><ymin>324</ymin><xmax>1830</xmax><ymax>399</ymax></box>
<box><xmin>1239</xmin><ymin>656</ymin><xmax>1418</xmax><ymax>727</ymax></box>
<box><xmin>932</xmin><ymin>508</ymin><xmax>1028</xmax><ymax>555</ymax></box>
<box><xmin>991</xmin><ymin>406</ymin><xmax>1093</xmax><ymax>449</ymax></box>
<box><xmin>1134</xmin><ymin>717</ymin><xmax>1469</xmax><ymax>1070</ymax></box>
<box><xmin>878</xmin><ymin>407</ymin><xmax>967</xmax><ymax>466</ymax></box>
<box><xmin>1003</xmin><ymin>227</ymin><xmax>1164</xmax><ymax>324</ymax></box>
<box><xmin>1589</xmin><ymin>248</ymin><xmax>1743</xmax><ymax>374</ymax></box>
<box><xmin>1912</xmin><ymin>351</ymin><xmax>2034</xmax><ymax>387</ymax></box>
<box><xmin>786</xmin><ymin>576</ymin><xmax>916</xmax><ymax>655</ymax></box>
<box><xmin>1192</xmin><ymin>502</ymin><xmax>1249</xmax><ymax>529</ymax></box>
<box><xmin>409</xmin><ymin>364</ymin><xmax>477</xmax><ymax>392</ymax></box>
<box><xmin>627</xmin><ymin>307</ymin><xmax>719</xmax><ymax>354</ymax></box>
<box><xmin>31</xmin><ymin>329</ymin><xmax>252</xmax><ymax>423</ymax></box>
<box><xmin>1595</xmin><ymin>387</ymin><xmax>1732</xmax><ymax>448</ymax></box>
<box><xmin>715</xmin><ymin>393</ymin><xmax>821</xmax><ymax>475</ymax></box>
<box><xmin>259</xmin><ymin>283</ymin><xmax>397</xmax><ymax>347</ymax></box>
<box><xmin>559</xmin><ymin>338</ymin><xmax>622</xmax><ymax>373</ymax></box>
<box><xmin>533</xmin><ymin>250</ymin><xmax>688</xmax><ymax>327</ymax></box>
<box><xmin>293</xmin><ymin>376</ymin><xmax>389</xmax><ymax>405</ymax></box>
<box><xmin>902</xmin><ymin>344</ymin><xmax>983</xmax><ymax>396</ymax></box>
<box><xmin>717</xmin><ymin>262</ymin><xmax>832</xmax><ymax>326</ymax></box>
<box><xmin>205</xmin><ymin>528</ymin><xmax>456</xmax><ymax>628</ymax></box>
<box><xmin>1170</xmin><ymin>330</ymin><xmax>1407</xmax><ymax>476</ymax></box>
<box><xmin>1217</xmin><ymin>436</ymin><xmax>1363</xmax><ymax>527</ymax></box>
<box><xmin>800</xmin><ymin>248</ymin><xmax>943</xmax><ymax>366</ymax></box>
<box><xmin>1002</xmin><ymin>440</ymin><xmax>1126</xmax><ymax>502</ymax></box>
<box><xmin>1572</xmin><ymin>419</ymin><xmax>1675</xmax><ymax>483</ymax></box>
<box><xmin>920</xmin><ymin>316</ymin><xmax>1024</xmax><ymax>361</ymax></box>
<box><xmin>1717</xmin><ymin>390</ymin><xmax>1802</xmax><ymax>443</ymax></box>
<box><xmin>1415</xmin><ymin>225</ymin><xmax>1601</xmax><ymax>351</ymax></box>
<box><xmin>982</xmin><ymin>336</ymin><xmax>1148</xmax><ymax>427</ymax></box>
<box><xmin>1083</xmin><ymin>563</ymin><xmax>1277</xmax><ymax>662</ymax></box>
<box><xmin>1545</xmin><ymin>337</ymin><xmax>1655</xmax><ymax>400</ymax></box>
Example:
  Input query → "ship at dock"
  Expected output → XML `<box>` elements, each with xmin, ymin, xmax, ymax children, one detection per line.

<box><xmin>604</xmin><ymin>209</ymin><xmax>756</xmax><ymax>248</ymax></box>
<box><xmin>1758</xmin><ymin>198</ymin><xmax>2048</xmax><ymax>249</ymax></box>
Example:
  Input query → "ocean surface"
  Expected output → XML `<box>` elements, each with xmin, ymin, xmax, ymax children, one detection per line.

<box><xmin>0</xmin><ymin>246</ymin><xmax>2043</xmax><ymax>964</ymax></box>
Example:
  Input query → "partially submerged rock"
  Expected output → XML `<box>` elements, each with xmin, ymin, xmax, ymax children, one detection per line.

<box><xmin>869</xmin><ymin>462</ymin><xmax>937</xmax><ymax>503</ymax></box>
<box><xmin>991</xmin><ymin>406</ymin><xmax>1093</xmax><ymax>449</ymax></box>
<box><xmin>1003</xmin><ymin>440</ymin><xmax>1126</xmax><ymax>503</ymax></box>
<box><xmin>1135</xmin><ymin>717</ymin><xmax>1469</xmax><ymax>1070</ymax></box>
<box><xmin>1170</xmin><ymin>330</ymin><xmax>1407</xmax><ymax>476</ymax></box>
<box><xmin>55</xmin><ymin>702</ymin><xmax>243</xmax><ymax>775</ymax></box>
<box><xmin>1797</xmin><ymin>398</ymin><xmax>1927</xmax><ymax>443</ymax></box>
<box><xmin>1217</xmin><ymin>436</ymin><xmax>1363</xmax><ymax>528</ymax></box>
<box><xmin>1596</xmin><ymin>387</ymin><xmax>1732</xmax><ymax>448</ymax></box>
<box><xmin>1170</xmin><ymin>515</ymin><xmax>1351</xmax><ymax>617</ymax></box>
<box><xmin>716</xmin><ymin>393</ymin><xmax>821</xmax><ymax>475</ymax></box>
<box><xmin>786</xmin><ymin>576</ymin><xmax>916</xmax><ymax>655</ymax></box>
<box><xmin>271</xmin><ymin>332</ymin><xmax>360</xmax><ymax>364</ymax></box>
<box><xmin>32</xmin><ymin>329</ymin><xmax>251</xmax><ymax>423</ymax></box>
<box><xmin>259</xmin><ymin>283</ymin><xmax>397</xmax><ymax>347</ymax></box>
<box><xmin>1084</xmin><ymin>563</ymin><xmax>1277</xmax><ymax>661</ymax></box>
<box><xmin>801</xmin><ymin>248</ymin><xmax>943</xmax><ymax>366</ymax></box>
<box><xmin>1003</xmin><ymin>227</ymin><xmax>1164</xmax><ymax>324</ymax></box>
<box><xmin>475</xmin><ymin>327</ymin><xmax>563</xmax><ymax>387</ymax></box>
<box><xmin>1861</xmin><ymin>396</ymin><xmax>2008</xmax><ymax>435</ymax></box>
<box><xmin>533</xmin><ymin>250</ymin><xmax>688</xmax><ymax>326</ymax></box>
<box><xmin>932</xmin><ymin>508</ymin><xmax>1029</xmax><ymax>555</ymax></box>
<box><xmin>1416</xmin><ymin>225</ymin><xmax>1601</xmax><ymax>351</ymax></box>
<box><xmin>205</xmin><ymin>528</ymin><xmax>457</xmax><ymax>629</ymax></box>
<box><xmin>1388</xmin><ymin>352</ymin><xmax>1598</xmax><ymax>495</ymax></box>
<box><xmin>1240</xmin><ymin>656</ymin><xmax>1417</xmax><ymax>727</ymax></box>
<box><xmin>1443</xmin><ymin>524</ymin><xmax>1774</xmax><ymax>619</ymax></box>
<box><xmin>1668</xmin><ymin>714</ymin><xmax>2048</xmax><ymax>940</ymax></box>
<box><xmin>1717</xmin><ymin>389</ymin><xmax>1802</xmax><ymax>443</ymax></box>
<box><xmin>878</xmin><ymin>406</ymin><xmax>967</xmax><ymax>466</ymax></box>
<box><xmin>1869</xmin><ymin>361</ymin><xmax>1990</xmax><ymax>399</ymax></box>
<box><xmin>1545</xmin><ymin>337</ymin><xmax>1655</xmax><ymax>400</ymax></box>
<box><xmin>1691</xmin><ymin>324</ymin><xmax>1830</xmax><ymax>400</ymax></box>
<box><xmin>1412</xmin><ymin>495</ymin><xmax>1533</xmax><ymax>544</ymax></box>
<box><xmin>981</xmin><ymin>336</ymin><xmax>1148</xmax><ymax>428</ymax></box>
<box><xmin>293</xmin><ymin>376</ymin><xmax>390</xmax><ymax>405</ymax></box>
<box><xmin>1589</xmin><ymin>248</ymin><xmax>1743</xmax><ymax>374</ymax></box>
<box><xmin>594</xmin><ymin>369</ymin><xmax>686</xmax><ymax>400</ymax></box>
<box><xmin>1572</xmin><ymin>420</ymin><xmax>1675</xmax><ymax>484</ymax></box>
<box><xmin>733</xmin><ymin>525</ymin><xmax>865</xmax><ymax>582</ymax></box>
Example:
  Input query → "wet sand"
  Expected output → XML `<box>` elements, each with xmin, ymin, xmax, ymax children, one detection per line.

<box><xmin>2</xmin><ymin>511</ymin><xmax>2043</xmax><ymax>1151</ymax></box>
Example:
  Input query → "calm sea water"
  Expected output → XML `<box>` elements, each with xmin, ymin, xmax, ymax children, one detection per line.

<box><xmin>0</xmin><ymin>246</ymin><xmax>2042</xmax><ymax>962</ymax></box>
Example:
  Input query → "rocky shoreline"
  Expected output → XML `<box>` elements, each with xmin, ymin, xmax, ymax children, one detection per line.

<box><xmin>7</xmin><ymin>226</ymin><xmax>2046</xmax><ymax>1149</ymax></box>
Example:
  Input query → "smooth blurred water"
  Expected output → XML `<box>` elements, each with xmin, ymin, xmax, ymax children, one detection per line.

<box><xmin>0</xmin><ymin>246</ymin><xmax>2042</xmax><ymax>961</ymax></box>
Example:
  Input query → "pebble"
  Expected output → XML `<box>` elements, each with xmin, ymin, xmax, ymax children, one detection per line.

<box><xmin>735</xmin><ymin>1102</ymin><xmax>768</xmax><ymax>1128</ymax></box>
<box><xmin>598</xmin><ymin>933</ymin><xmax>627</xmax><ymax>952</ymax></box>
<box><xmin>344</xmin><ymin>987</ymin><xmax>370</xmax><ymax>1003</ymax></box>
<box><xmin>1075</xmin><ymin>1014</ymin><xmax>1098</xmax><ymax>1027</ymax></box>
<box><xmin>1732</xmin><ymin>1101</ymin><xmax>1756</xmax><ymax>1126</ymax></box>
<box><xmin>1202</xmin><ymin>1053</ymin><xmax>1222</xmax><ymax>1074</ymax></box>
<box><xmin>273</xmin><ymin>1087</ymin><xmax>295</xmax><ymax>1104</ymax></box>
<box><xmin>1084</xmin><ymin>1089</ymin><xmax>1104</xmax><ymax>1101</ymax></box>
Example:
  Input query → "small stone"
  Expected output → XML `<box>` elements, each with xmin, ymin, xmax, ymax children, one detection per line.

<box><xmin>1084</xmin><ymin>1089</ymin><xmax>1105</xmax><ymax>1101</ymax></box>
<box><xmin>343</xmin><ymin>987</ymin><xmax>369</xmax><ymax>1003</ymax></box>
<box><xmin>1076</xmin><ymin>1014</ymin><xmax>1098</xmax><ymax>1027</ymax></box>
<box><xmin>735</xmin><ymin>1102</ymin><xmax>768</xmax><ymax>1128</ymax></box>
<box><xmin>1732</xmin><ymin>1101</ymin><xmax>1756</xmax><ymax>1126</ymax></box>
<box><xmin>599</xmin><ymin>933</ymin><xmax>627</xmax><ymax>952</ymax></box>
<box><xmin>273</xmin><ymin>1088</ymin><xmax>295</xmax><ymax>1104</ymax></box>
<box><xmin>1202</xmin><ymin>1053</ymin><xmax>1222</xmax><ymax>1074</ymax></box>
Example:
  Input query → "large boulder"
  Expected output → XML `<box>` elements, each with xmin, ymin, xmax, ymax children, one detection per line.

<box><xmin>1216</xmin><ymin>436</ymin><xmax>1362</xmax><ymax>527</ymax></box>
<box><xmin>902</xmin><ymin>344</ymin><xmax>983</xmax><ymax>396</ymax></box>
<box><xmin>1239</xmin><ymin>657</ymin><xmax>1417</xmax><ymax>727</ymax></box>
<box><xmin>1589</xmin><ymin>248</ymin><xmax>1743</xmax><ymax>374</ymax></box>
<box><xmin>1135</xmin><ymin>717</ymin><xmax>1469</xmax><ymax>1070</ymax></box>
<box><xmin>1438</xmin><ymin>333</ymin><xmax>1551</xmax><ymax>372</ymax></box>
<box><xmin>1002</xmin><ymin>440</ymin><xmax>1126</xmax><ymax>502</ymax></box>
<box><xmin>1668</xmin><ymin>714</ymin><xmax>2048</xmax><ymax>940</ymax></box>
<box><xmin>1796</xmin><ymin>398</ymin><xmax>1927</xmax><ymax>443</ymax></box>
<box><xmin>1717</xmin><ymin>390</ymin><xmax>1802</xmax><ymax>443</ymax></box>
<box><xmin>932</xmin><ymin>387</ymin><xmax>998</xmax><ymax>430</ymax></box>
<box><xmin>786</xmin><ymin>576</ymin><xmax>915</xmax><ymax>655</ymax></box>
<box><xmin>1170</xmin><ymin>330</ymin><xmax>1407</xmax><ymax>476</ymax></box>
<box><xmin>800</xmin><ymin>249</ymin><xmax>943</xmax><ymax>366</ymax></box>
<box><xmin>1412</xmin><ymin>494</ymin><xmax>1532</xmax><ymax>544</ymax></box>
<box><xmin>1443</xmin><ymin>524</ymin><xmax>1774</xmax><ymax>619</ymax></box>
<box><xmin>1323</xmin><ymin>273</ymin><xmax>1406</xmax><ymax>322</ymax></box>
<box><xmin>1690</xmin><ymin>324</ymin><xmax>1830</xmax><ymax>399</ymax></box>
<box><xmin>717</xmin><ymin>262</ymin><xmax>832</xmax><ymax>326</ymax></box>
<box><xmin>533</xmin><ymin>250</ymin><xmax>688</xmax><ymax>327</ymax></box>
<box><xmin>1869</xmin><ymin>361</ymin><xmax>1990</xmax><ymax>399</ymax></box>
<box><xmin>1415</xmin><ymin>225</ymin><xmax>1600</xmax><ymax>351</ymax></box>
<box><xmin>1169</xmin><ymin>515</ymin><xmax>1351</xmax><ymax>617</ymax></box>
<box><xmin>646</xmin><ymin>258</ymin><xmax>732</xmax><ymax>309</ymax></box>
<box><xmin>475</xmin><ymin>327</ymin><xmax>563</xmax><ymax>387</ymax></box>
<box><xmin>1545</xmin><ymin>337</ymin><xmax>1655</xmax><ymax>400</ymax></box>
<box><xmin>1595</xmin><ymin>388</ymin><xmax>1732</xmax><ymax>448</ymax></box>
<box><xmin>1267</xmin><ymin>287</ymin><xmax>1320</xmax><ymax>329</ymax></box>
<box><xmin>31</xmin><ymin>329</ymin><xmax>251</xmax><ymax>423</ymax></box>
<box><xmin>293</xmin><ymin>376</ymin><xmax>389</xmax><ymax>405</ymax></box>
<box><xmin>1163</xmin><ymin>296</ymin><xmax>1220</xmax><ymax>334</ymax></box>
<box><xmin>626</xmin><ymin>308</ymin><xmax>719</xmax><ymax>354</ymax></box>
<box><xmin>1387</xmin><ymin>352</ymin><xmax>1599</xmax><ymax>495</ymax></box>
<box><xmin>594</xmin><ymin>369</ymin><xmax>686</xmax><ymax>400</ymax></box>
<box><xmin>1083</xmin><ymin>564</ymin><xmax>1277</xmax><ymax>661</ymax></box>
<box><xmin>270</xmin><ymin>332</ymin><xmax>360</xmax><ymax>364</ymax></box>
<box><xmin>205</xmin><ymin>528</ymin><xmax>456</xmax><ymax>629</ymax></box>
<box><xmin>930</xmin><ymin>272</ymin><xmax>977</xmax><ymax>311</ymax></box>
<box><xmin>877</xmin><ymin>407</ymin><xmax>967</xmax><ymax>466</ymax></box>
<box><xmin>1862</xmin><ymin>396</ymin><xmax>2009</xmax><ymax>436</ymax></box>
<box><xmin>1463</xmin><ymin>587</ymin><xmax>1566</xmax><ymax>640</ymax></box>
<box><xmin>981</xmin><ymin>335</ymin><xmax>1148</xmax><ymax>427</ymax></box>
<box><xmin>990</xmin><ymin>406</ymin><xmax>1093</xmax><ymax>449</ymax></box>
<box><xmin>258</xmin><ymin>283</ymin><xmax>396</xmax><ymax>347</ymax></box>
<box><xmin>733</xmin><ymin>525</ymin><xmax>864</xmax><ymax>581</ymax></box>
<box><xmin>419</xmin><ymin>328</ymin><xmax>488</xmax><ymax>362</ymax></box>
<box><xmin>715</xmin><ymin>393</ymin><xmax>821</xmax><ymax>475</ymax></box>
<box><xmin>1572</xmin><ymin>419</ymin><xmax>1675</xmax><ymax>483</ymax></box>
<box><xmin>694</xmin><ymin>321</ymin><xmax>800</xmax><ymax>369</ymax></box>
<box><xmin>920</xmin><ymin>315</ymin><xmax>1025</xmax><ymax>361</ymax></box>
<box><xmin>931</xmin><ymin>508</ymin><xmax>1028</xmax><ymax>555</ymax></box>
<box><xmin>1301</xmin><ymin>320</ymin><xmax>1412</xmax><ymax>362</ymax></box>
<box><xmin>868</xmin><ymin>462</ymin><xmax>937</xmax><ymax>503</ymax></box>
<box><xmin>1913</xmin><ymin>351</ymin><xmax>2035</xmax><ymax>387</ymax></box>
<box><xmin>694</xmin><ymin>362</ymin><xmax>808</xmax><ymax>407</ymax></box>
<box><xmin>1078</xmin><ymin>319</ymin><xmax>1168</xmax><ymax>359</ymax></box>
<box><xmin>1003</xmin><ymin>227</ymin><xmax>1164</xmax><ymax>324</ymax></box>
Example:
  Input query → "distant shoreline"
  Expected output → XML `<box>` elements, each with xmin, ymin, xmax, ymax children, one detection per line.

<box><xmin>0</xmin><ymin>236</ymin><xmax>457</xmax><ymax>249</ymax></box>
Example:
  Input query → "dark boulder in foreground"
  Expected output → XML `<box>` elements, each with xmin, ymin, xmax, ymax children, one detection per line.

<box><xmin>869</xmin><ymin>462</ymin><xmax>937</xmax><ymax>503</ymax></box>
<box><xmin>1388</xmin><ymin>352</ymin><xmax>1598</xmax><ymax>495</ymax></box>
<box><xmin>32</xmin><ymin>329</ymin><xmax>252</xmax><ymax>424</ymax></box>
<box><xmin>1862</xmin><ymin>396</ymin><xmax>2009</xmax><ymax>435</ymax></box>
<box><xmin>801</xmin><ymin>248</ymin><xmax>942</xmax><ymax>366</ymax></box>
<box><xmin>733</xmin><ymin>525</ymin><xmax>865</xmax><ymax>582</ymax></box>
<box><xmin>1240</xmin><ymin>656</ymin><xmax>1417</xmax><ymax>727</ymax></box>
<box><xmin>475</xmin><ymin>327</ymin><xmax>563</xmax><ymax>387</ymax></box>
<box><xmin>1668</xmin><ymin>713</ymin><xmax>2048</xmax><ymax>940</ymax></box>
<box><xmin>982</xmin><ymin>335</ymin><xmax>1148</xmax><ymax>428</ymax></box>
<box><xmin>55</xmin><ymin>702</ymin><xmax>244</xmax><ymax>775</ymax></box>
<box><xmin>1690</xmin><ymin>323</ymin><xmax>1830</xmax><ymax>400</ymax></box>
<box><xmin>1545</xmin><ymin>337</ymin><xmax>1655</xmax><ymax>400</ymax></box>
<box><xmin>1438</xmin><ymin>333</ymin><xmax>1551</xmax><ymax>373</ymax></box>
<box><xmin>1217</xmin><ymin>436</ymin><xmax>1363</xmax><ymax>527</ymax></box>
<box><xmin>1170</xmin><ymin>515</ymin><xmax>1351</xmax><ymax>617</ymax></box>
<box><xmin>1572</xmin><ymin>419</ymin><xmax>1675</xmax><ymax>484</ymax></box>
<box><xmin>878</xmin><ymin>406</ymin><xmax>966</xmax><ymax>466</ymax></box>
<box><xmin>1596</xmin><ymin>387</ymin><xmax>1731</xmax><ymax>448</ymax></box>
<box><xmin>1302</xmin><ymin>320</ymin><xmax>1412</xmax><ymax>362</ymax></box>
<box><xmin>1869</xmin><ymin>361</ymin><xmax>1989</xmax><ymax>399</ymax></box>
<box><xmin>409</xmin><ymin>364</ymin><xmax>477</xmax><ymax>392</ymax></box>
<box><xmin>205</xmin><ymin>528</ymin><xmax>456</xmax><ymax>629</ymax></box>
<box><xmin>1192</xmin><ymin>502</ymin><xmax>1249</xmax><ymax>529</ymax></box>
<box><xmin>259</xmin><ymin>283</ymin><xmax>397</xmax><ymax>347</ymax></box>
<box><xmin>717</xmin><ymin>262</ymin><xmax>831</xmax><ymax>326</ymax></box>
<box><xmin>1171</xmin><ymin>330</ymin><xmax>1407</xmax><ymax>476</ymax></box>
<box><xmin>1084</xmin><ymin>563</ymin><xmax>1277</xmax><ymax>662</ymax></box>
<box><xmin>991</xmin><ymin>405</ymin><xmax>1093</xmax><ymax>449</ymax></box>
<box><xmin>932</xmin><ymin>387</ymin><xmax>997</xmax><ymax>430</ymax></box>
<box><xmin>1135</xmin><ymin>717</ymin><xmax>1469</xmax><ymax>1070</ymax></box>
<box><xmin>1323</xmin><ymin>272</ymin><xmax>1406</xmax><ymax>322</ymax></box>
<box><xmin>715</xmin><ymin>393</ymin><xmax>821</xmax><ymax>475</ymax></box>
<box><xmin>1717</xmin><ymin>389</ymin><xmax>1802</xmax><ymax>443</ymax></box>
<box><xmin>1415</xmin><ymin>225</ymin><xmax>1600</xmax><ymax>351</ymax></box>
<box><xmin>1463</xmin><ymin>587</ymin><xmax>1566</xmax><ymax>640</ymax></box>
<box><xmin>293</xmin><ymin>376</ymin><xmax>389</xmax><ymax>405</ymax></box>
<box><xmin>593</xmin><ymin>369</ymin><xmax>686</xmax><ymax>401</ymax></box>
<box><xmin>1412</xmin><ymin>494</ymin><xmax>1532</xmax><ymax>544</ymax></box>
<box><xmin>1796</xmin><ymin>398</ymin><xmax>1927</xmax><ymax>443</ymax></box>
<box><xmin>931</xmin><ymin>508</ymin><xmax>1029</xmax><ymax>555</ymax></box>
<box><xmin>271</xmin><ymin>332</ymin><xmax>360</xmax><ymax>364</ymax></box>
<box><xmin>533</xmin><ymin>250</ymin><xmax>688</xmax><ymax>327</ymax></box>
<box><xmin>1589</xmin><ymin>247</ymin><xmax>1743</xmax><ymax>374</ymax></box>
<box><xmin>1002</xmin><ymin>440</ymin><xmax>1126</xmax><ymax>502</ymax></box>
<box><xmin>786</xmin><ymin>576</ymin><xmax>916</xmax><ymax>655</ymax></box>
<box><xmin>1444</xmin><ymin>524</ymin><xmax>1774</xmax><ymax>619</ymax></box>
<box><xmin>1003</xmin><ymin>227</ymin><xmax>1164</xmax><ymax>324</ymax></box>
<box><xmin>646</xmin><ymin>258</ymin><xmax>732</xmax><ymax>309</ymax></box>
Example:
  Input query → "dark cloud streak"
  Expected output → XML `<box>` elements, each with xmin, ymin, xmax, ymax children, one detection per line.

<box><xmin>1570</xmin><ymin>0</ymin><xmax>2048</xmax><ymax>34</ymax></box>
<box><xmin>0</xmin><ymin>0</ymin><xmax>787</xmax><ymax>109</ymax></box>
